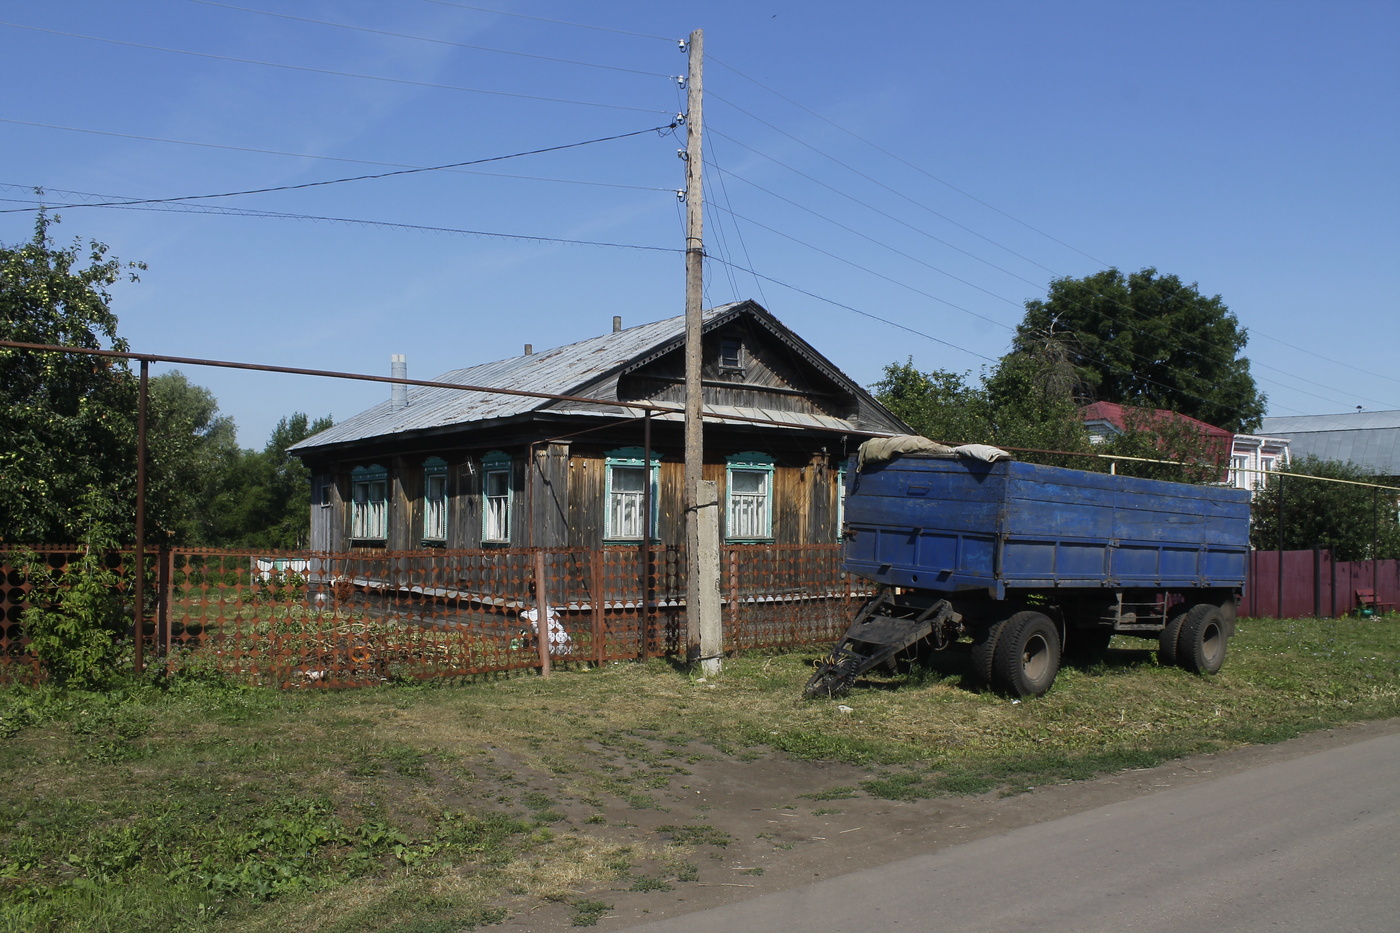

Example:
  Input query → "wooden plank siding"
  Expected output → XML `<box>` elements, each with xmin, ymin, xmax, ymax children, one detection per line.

<box><xmin>312</xmin><ymin>440</ymin><xmax>848</xmax><ymax>554</ymax></box>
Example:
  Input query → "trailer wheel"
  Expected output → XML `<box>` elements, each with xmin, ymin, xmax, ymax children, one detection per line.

<box><xmin>968</xmin><ymin>619</ymin><xmax>1006</xmax><ymax>686</ymax></box>
<box><xmin>1176</xmin><ymin>604</ymin><xmax>1228</xmax><ymax>674</ymax></box>
<box><xmin>992</xmin><ymin>611</ymin><xmax>1061</xmax><ymax>697</ymax></box>
<box><xmin>1158</xmin><ymin>605</ymin><xmax>1188</xmax><ymax>667</ymax></box>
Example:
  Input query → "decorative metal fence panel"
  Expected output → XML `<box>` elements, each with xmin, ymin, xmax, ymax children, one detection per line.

<box><xmin>1</xmin><ymin>543</ymin><xmax>856</xmax><ymax>687</ymax></box>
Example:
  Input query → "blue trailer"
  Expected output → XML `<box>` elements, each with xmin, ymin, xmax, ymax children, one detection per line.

<box><xmin>805</xmin><ymin>444</ymin><xmax>1251</xmax><ymax>698</ymax></box>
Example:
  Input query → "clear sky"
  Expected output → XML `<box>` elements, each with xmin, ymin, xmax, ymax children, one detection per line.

<box><xmin>3</xmin><ymin>0</ymin><xmax>1397</xmax><ymax>447</ymax></box>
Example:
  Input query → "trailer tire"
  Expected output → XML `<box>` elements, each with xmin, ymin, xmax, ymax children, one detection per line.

<box><xmin>968</xmin><ymin>619</ymin><xmax>1006</xmax><ymax>686</ymax></box>
<box><xmin>992</xmin><ymin>611</ymin><xmax>1061</xmax><ymax>697</ymax></box>
<box><xmin>1176</xmin><ymin>604</ymin><xmax>1228</xmax><ymax>675</ymax></box>
<box><xmin>1159</xmin><ymin>605</ymin><xmax>1188</xmax><ymax>667</ymax></box>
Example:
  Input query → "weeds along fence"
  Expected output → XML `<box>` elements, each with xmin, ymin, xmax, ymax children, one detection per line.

<box><xmin>0</xmin><ymin>544</ymin><xmax>862</xmax><ymax>688</ymax></box>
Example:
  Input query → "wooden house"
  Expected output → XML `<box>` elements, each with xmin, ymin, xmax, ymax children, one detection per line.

<box><xmin>289</xmin><ymin>301</ymin><xmax>910</xmax><ymax>552</ymax></box>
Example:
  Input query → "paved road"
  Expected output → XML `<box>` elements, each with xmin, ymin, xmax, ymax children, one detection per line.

<box><xmin>621</xmin><ymin>730</ymin><xmax>1400</xmax><ymax>932</ymax></box>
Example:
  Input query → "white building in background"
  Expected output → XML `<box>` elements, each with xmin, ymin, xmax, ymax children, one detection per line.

<box><xmin>1227</xmin><ymin>433</ymin><xmax>1291</xmax><ymax>496</ymax></box>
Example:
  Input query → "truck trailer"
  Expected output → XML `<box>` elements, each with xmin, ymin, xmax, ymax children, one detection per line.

<box><xmin>805</xmin><ymin>441</ymin><xmax>1251</xmax><ymax>698</ymax></box>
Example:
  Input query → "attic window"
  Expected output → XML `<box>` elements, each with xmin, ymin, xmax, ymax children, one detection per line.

<box><xmin>719</xmin><ymin>337</ymin><xmax>743</xmax><ymax>372</ymax></box>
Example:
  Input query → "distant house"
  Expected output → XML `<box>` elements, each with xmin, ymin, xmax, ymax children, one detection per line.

<box><xmin>1225</xmin><ymin>432</ymin><xmax>1291</xmax><ymax>495</ymax></box>
<box><xmin>1081</xmin><ymin>401</ymin><xmax>1232</xmax><ymax>462</ymax></box>
<box><xmin>289</xmin><ymin>300</ymin><xmax>910</xmax><ymax>552</ymax></box>
<box><xmin>1260</xmin><ymin>410</ymin><xmax>1400</xmax><ymax>484</ymax></box>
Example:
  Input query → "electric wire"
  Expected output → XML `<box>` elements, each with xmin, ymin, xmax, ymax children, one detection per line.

<box><xmin>0</xmin><ymin>189</ymin><xmax>680</xmax><ymax>254</ymax></box>
<box><xmin>709</xmin><ymin>64</ymin><xmax>1399</xmax><ymax>401</ymax></box>
<box><xmin>708</xmin><ymin>134</ymin><xmax>1390</xmax><ymax>412</ymax></box>
<box><xmin>0</xmin><ymin>119</ymin><xmax>676</xmax><ymax>193</ymax></box>
<box><xmin>705</xmin><ymin>137</ymin><xmax>768</xmax><ymax>307</ymax></box>
<box><xmin>0</xmin><ymin>124</ymin><xmax>677</xmax><ymax>215</ymax></box>
<box><xmin>185</xmin><ymin>0</ymin><xmax>675</xmax><ymax>78</ymax></box>
<box><xmin>0</xmin><ymin>21</ymin><xmax>673</xmax><ymax>115</ymax></box>
<box><xmin>709</xmin><ymin>55</ymin><xmax>1107</xmax><ymax>266</ymax></box>
<box><xmin>416</xmin><ymin>0</ymin><xmax>679</xmax><ymax>43</ymax></box>
<box><xmin>708</xmin><ymin>91</ymin><xmax>1062</xmax><ymax>278</ymax></box>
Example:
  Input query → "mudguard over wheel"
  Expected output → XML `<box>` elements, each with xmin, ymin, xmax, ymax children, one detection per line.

<box><xmin>1175</xmin><ymin>604</ymin><xmax>1228</xmax><ymax>674</ymax></box>
<box><xmin>992</xmin><ymin>611</ymin><xmax>1061</xmax><ymax>697</ymax></box>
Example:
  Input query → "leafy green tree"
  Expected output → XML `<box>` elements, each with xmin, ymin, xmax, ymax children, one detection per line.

<box><xmin>870</xmin><ymin>360</ymin><xmax>986</xmax><ymax>445</ymax></box>
<box><xmin>1250</xmin><ymin>456</ymin><xmax>1400</xmax><ymax>560</ymax></box>
<box><xmin>1015</xmin><ymin>268</ymin><xmax>1265</xmax><ymax>433</ymax></box>
<box><xmin>207</xmin><ymin>413</ymin><xmax>333</xmax><ymax>549</ymax></box>
<box><xmin>871</xmin><ymin>357</ymin><xmax>1093</xmax><ymax>468</ymax></box>
<box><xmin>0</xmin><ymin>214</ymin><xmax>143</xmax><ymax>544</ymax></box>
<box><xmin>145</xmin><ymin>371</ymin><xmax>242</xmax><ymax>545</ymax></box>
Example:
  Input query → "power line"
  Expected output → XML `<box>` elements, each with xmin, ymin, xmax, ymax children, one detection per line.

<box><xmin>416</xmin><ymin>0</ymin><xmax>679</xmax><ymax>43</ymax></box>
<box><xmin>709</xmin><ymin>55</ymin><xmax>1108</xmax><ymax>267</ymax></box>
<box><xmin>0</xmin><ymin>21</ymin><xmax>672</xmax><ymax>115</ymax></box>
<box><xmin>0</xmin><ymin>187</ymin><xmax>680</xmax><ymax>254</ymax></box>
<box><xmin>0</xmin><ymin>118</ymin><xmax>675</xmax><ymax>194</ymax></box>
<box><xmin>707</xmin><ymin>138</ymin><xmax>1392</xmax><ymax>412</ymax></box>
<box><xmin>186</xmin><ymin>0</ymin><xmax>676</xmax><ymax>78</ymax></box>
<box><xmin>706</xmin><ymin>257</ymin><xmax>999</xmax><ymax>365</ymax></box>
<box><xmin>708</xmin><ymin>60</ymin><xmax>1398</xmax><ymax>403</ymax></box>
<box><xmin>0</xmin><ymin>124</ymin><xmax>678</xmax><ymax>215</ymax></box>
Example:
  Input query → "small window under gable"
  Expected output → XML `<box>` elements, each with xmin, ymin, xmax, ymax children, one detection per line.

<box><xmin>604</xmin><ymin>447</ymin><xmax>659</xmax><ymax>541</ymax></box>
<box><xmin>481</xmin><ymin>451</ymin><xmax>512</xmax><ymax>544</ymax></box>
<box><xmin>422</xmin><ymin>457</ymin><xmax>448</xmax><ymax>542</ymax></box>
<box><xmin>718</xmin><ymin>336</ymin><xmax>743</xmax><ymax>372</ymax></box>
<box><xmin>726</xmin><ymin>451</ymin><xmax>775</xmax><ymax>542</ymax></box>
<box><xmin>350</xmin><ymin>464</ymin><xmax>388</xmax><ymax>541</ymax></box>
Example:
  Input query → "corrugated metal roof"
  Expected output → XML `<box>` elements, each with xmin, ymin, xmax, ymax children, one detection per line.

<box><xmin>290</xmin><ymin>301</ymin><xmax>889</xmax><ymax>452</ymax></box>
<box><xmin>1259</xmin><ymin>410</ymin><xmax>1400</xmax><ymax>475</ymax></box>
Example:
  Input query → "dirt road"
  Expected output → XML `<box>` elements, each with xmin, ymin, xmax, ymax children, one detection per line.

<box><xmin>496</xmin><ymin>717</ymin><xmax>1400</xmax><ymax>931</ymax></box>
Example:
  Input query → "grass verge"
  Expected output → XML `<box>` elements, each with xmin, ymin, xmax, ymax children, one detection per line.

<box><xmin>1</xmin><ymin>613</ymin><xmax>1396</xmax><ymax>931</ymax></box>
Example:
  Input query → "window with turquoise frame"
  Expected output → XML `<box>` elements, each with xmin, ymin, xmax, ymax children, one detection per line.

<box><xmin>604</xmin><ymin>447</ymin><xmax>659</xmax><ymax>540</ymax></box>
<box><xmin>481</xmin><ymin>451</ymin><xmax>512</xmax><ymax>543</ymax></box>
<box><xmin>725</xmin><ymin>452</ymin><xmax>775</xmax><ymax>541</ymax></box>
<box><xmin>350</xmin><ymin>464</ymin><xmax>388</xmax><ymax>540</ymax></box>
<box><xmin>422</xmin><ymin>457</ymin><xmax>448</xmax><ymax>542</ymax></box>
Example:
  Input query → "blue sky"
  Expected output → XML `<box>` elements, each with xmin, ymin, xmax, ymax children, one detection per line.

<box><xmin>3</xmin><ymin>0</ymin><xmax>1397</xmax><ymax>447</ymax></box>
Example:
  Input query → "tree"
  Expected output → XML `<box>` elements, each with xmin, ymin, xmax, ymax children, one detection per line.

<box><xmin>870</xmin><ymin>360</ymin><xmax>986</xmax><ymax>446</ymax></box>
<box><xmin>206</xmin><ymin>413</ymin><xmax>333</xmax><ymax>548</ymax></box>
<box><xmin>0</xmin><ymin>213</ymin><xmax>143</xmax><ymax>544</ymax></box>
<box><xmin>1250</xmin><ymin>456</ymin><xmax>1400</xmax><ymax>560</ymax></box>
<box><xmin>871</xmin><ymin>357</ymin><xmax>1093</xmax><ymax>468</ymax></box>
<box><xmin>145</xmin><ymin>371</ymin><xmax>241</xmax><ymax>545</ymax></box>
<box><xmin>1014</xmin><ymin>268</ymin><xmax>1265</xmax><ymax>433</ymax></box>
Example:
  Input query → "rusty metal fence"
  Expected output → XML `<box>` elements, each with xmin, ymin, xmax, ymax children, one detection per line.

<box><xmin>1</xmin><ymin>544</ymin><xmax>862</xmax><ymax>687</ymax></box>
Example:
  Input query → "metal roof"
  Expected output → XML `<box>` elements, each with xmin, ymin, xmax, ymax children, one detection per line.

<box><xmin>1259</xmin><ymin>410</ymin><xmax>1400</xmax><ymax>476</ymax></box>
<box><xmin>291</xmin><ymin>301</ymin><xmax>893</xmax><ymax>452</ymax></box>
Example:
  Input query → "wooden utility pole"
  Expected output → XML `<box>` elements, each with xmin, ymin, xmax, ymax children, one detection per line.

<box><xmin>683</xmin><ymin>28</ymin><xmax>722</xmax><ymax>673</ymax></box>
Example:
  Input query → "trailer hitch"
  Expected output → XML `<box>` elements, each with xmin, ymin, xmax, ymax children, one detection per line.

<box><xmin>803</xmin><ymin>588</ymin><xmax>956</xmax><ymax>699</ymax></box>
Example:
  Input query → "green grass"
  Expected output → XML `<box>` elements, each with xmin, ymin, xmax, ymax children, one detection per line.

<box><xmin>0</xmin><ymin>614</ymin><xmax>1397</xmax><ymax>931</ymax></box>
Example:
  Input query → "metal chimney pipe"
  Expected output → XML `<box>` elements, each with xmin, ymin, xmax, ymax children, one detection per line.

<box><xmin>524</xmin><ymin>344</ymin><xmax>533</xmax><ymax>355</ymax></box>
<box><xmin>613</xmin><ymin>315</ymin><xmax>622</xmax><ymax>333</ymax></box>
<box><xmin>391</xmin><ymin>354</ymin><xmax>407</xmax><ymax>408</ymax></box>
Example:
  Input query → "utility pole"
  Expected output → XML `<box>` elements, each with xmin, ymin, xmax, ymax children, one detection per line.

<box><xmin>683</xmin><ymin>28</ymin><xmax>722</xmax><ymax>674</ymax></box>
